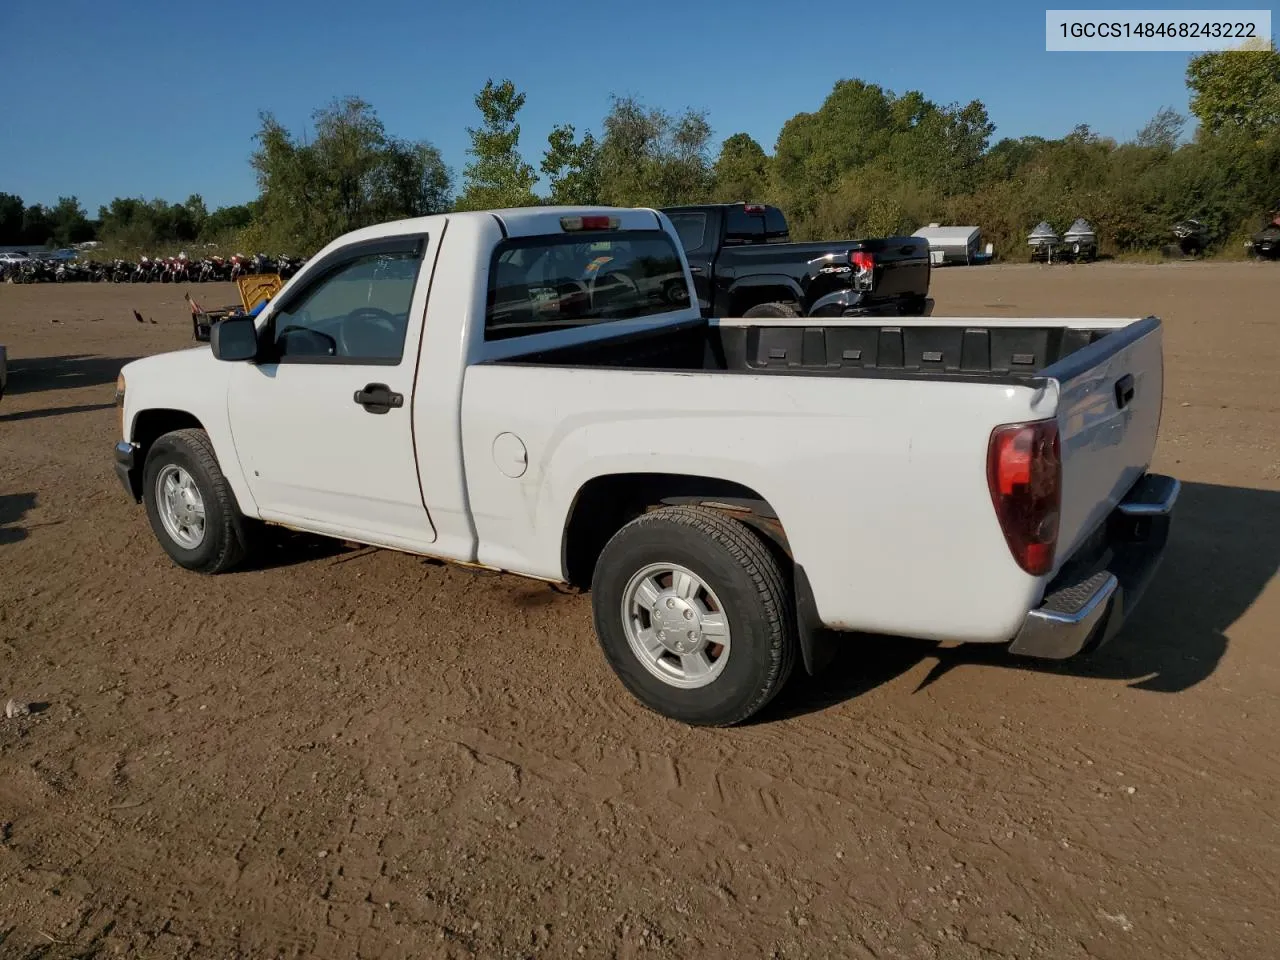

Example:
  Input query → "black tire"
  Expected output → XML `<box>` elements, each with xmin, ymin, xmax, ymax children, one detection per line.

<box><xmin>142</xmin><ymin>428</ymin><xmax>250</xmax><ymax>574</ymax></box>
<box><xmin>742</xmin><ymin>301</ymin><xmax>799</xmax><ymax>319</ymax></box>
<box><xmin>590</xmin><ymin>505</ymin><xmax>796</xmax><ymax>727</ymax></box>
<box><xmin>900</xmin><ymin>294</ymin><xmax>930</xmax><ymax>317</ymax></box>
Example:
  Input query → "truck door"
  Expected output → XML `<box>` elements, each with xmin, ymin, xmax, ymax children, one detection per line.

<box><xmin>665</xmin><ymin>211</ymin><xmax>714</xmax><ymax>314</ymax></box>
<box><xmin>225</xmin><ymin>232</ymin><xmax>438</xmax><ymax>549</ymax></box>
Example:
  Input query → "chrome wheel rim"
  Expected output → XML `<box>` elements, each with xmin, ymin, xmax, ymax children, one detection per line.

<box><xmin>621</xmin><ymin>562</ymin><xmax>731</xmax><ymax>689</ymax></box>
<box><xmin>155</xmin><ymin>464</ymin><xmax>206</xmax><ymax>550</ymax></box>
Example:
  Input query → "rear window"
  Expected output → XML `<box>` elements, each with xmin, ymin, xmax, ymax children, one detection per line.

<box><xmin>485</xmin><ymin>230</ymin><xmax>692</xmax><ymax>341</ymax></box>
<box><xmin>666</xmin><ymin>213</ymin><xmax>708</xmax><ymax>252</ymax></box>
<box><xmin>725</xmin><ymin>206</ymin><xmax>765</xmax><ymax>243</ymax></box>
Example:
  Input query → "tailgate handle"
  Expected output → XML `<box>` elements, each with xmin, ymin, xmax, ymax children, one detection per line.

<box><xmin>1115</xmin><ymin>374</ymin><xmax>1136</xmax><ymax>409</ymax></box>
<box><xmin>900</xmin><ymin>245</ymin><xmax>916</xmax><ymax>256</ymax></box>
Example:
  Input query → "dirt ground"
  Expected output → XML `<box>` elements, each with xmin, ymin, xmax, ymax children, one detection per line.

<box><xmin>0</xmin><ymin>262</ymin><xmax>1277</xmax><ymax>960</ymax></box>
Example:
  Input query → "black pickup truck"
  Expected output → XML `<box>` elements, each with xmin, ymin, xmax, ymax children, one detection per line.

<box><xmin>660</xmin><ymin>202</ymin><xmax>932</xmax><ymax>319</ymax></box>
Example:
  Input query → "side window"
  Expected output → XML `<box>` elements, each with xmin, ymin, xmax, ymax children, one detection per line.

<box><xmin>667</xmin><ymin>213</ymin><xmax>708</xmax><ymax>252</ymax></box>
<box><xmin>272</xmin><ymin>249</ymin><xmax>422</xmax><ymax>363</ymax></box>
<box><xmin>724</xmin><ymin>206</ymin><xmax>765</xmax><ymax>244</ymax></box>
<box><xmin>764</xmin><ymin>207</ymin><xmax>789</xmax><ymax>242</ymax></box>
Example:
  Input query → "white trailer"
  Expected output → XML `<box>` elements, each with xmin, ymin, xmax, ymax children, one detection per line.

<box><xmin>912</xmin><ymin>224</ymin><xmax>988</xmax><ymax>265</ymax></box>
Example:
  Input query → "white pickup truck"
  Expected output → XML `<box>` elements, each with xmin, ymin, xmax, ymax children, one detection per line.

<box><xmin>112</xmin><ymin>206</ymin><xmax>1179</xmax><ymax>726</ymax></box>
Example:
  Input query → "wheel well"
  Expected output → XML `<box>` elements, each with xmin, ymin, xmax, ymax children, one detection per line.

<box><xmin>124</xmin><ymin>409</ymin><xmax>205</xmax><ymax>498</ymax></box>
<box><xmin>561</xmin><ymin>473</ymin><xmax>791</xmax><ymax>589</ymax></box>
<box><xmin>729</xmin><ymin>284</ymin><xmax>799</xmax><ymax>315</ymax></box>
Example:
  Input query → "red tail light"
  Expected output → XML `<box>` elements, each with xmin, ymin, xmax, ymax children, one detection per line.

<box><xmin>849</xmin><ymin>251</ymin><xmax>875</xmax><ymax>291</ymax></box>
<box><xmin>987</xmin><ymin>419</ymin><xmax>1061</xmax><ymax>576</ymax></box>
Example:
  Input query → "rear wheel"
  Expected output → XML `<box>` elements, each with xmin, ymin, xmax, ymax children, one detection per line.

<box><xmin>143</xmin><ymin>428</ymin><xmax>251</xmax><ymax>574</ymax></box>
<box><xmin>900</xmin><ymin>294</ymin><xmax>930</xmax><ymax>316</ymax></box>
<box><xmin>742</xmin><ymin>301</ymin><xmax>799</xmax><ymax>319</ymax></box>
<box><xmin>590</xmin><ymin>506</ymin><xmax>796</xmax><ymax>726</ymax></box>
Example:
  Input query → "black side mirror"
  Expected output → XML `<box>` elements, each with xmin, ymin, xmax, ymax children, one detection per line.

<box><xmin>210</xmin><ymin>316</ymin><xmax>259</xmax><ymax>362</ymax></box>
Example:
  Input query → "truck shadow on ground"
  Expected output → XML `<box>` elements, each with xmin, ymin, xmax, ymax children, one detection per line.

<box><xmin>766</xmin><ymin>480</ymin><xmax>1279</xmax><ymax>722</ymax></box>
<box><xmin>0</xmin><ymin>492</ymin><xmax>38</xmax><ymax>546</ymax></box>
<box><xmin>0</xmin><ymin>402</ymin><xmax>116</xmax><ymax>424</ymax></box>
<box><xmin>237</xmin><ymin>529</ymin><xmax>352</xmax><ymax>572</ymax></box>
<box><xmin>6</xmin><ymin>354</ymin><xmax>139</xmax><ymax>396</ymax></box>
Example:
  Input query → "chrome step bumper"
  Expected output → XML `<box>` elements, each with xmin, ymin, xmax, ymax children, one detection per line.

<box><xmin>1011</xmin><ymin>474</ymin><xmax>1180</xmax><ymax>660</ymax></box>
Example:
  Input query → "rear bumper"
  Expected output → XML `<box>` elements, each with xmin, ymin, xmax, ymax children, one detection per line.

<box><xmin>807</xmin><ymin>289</ymin><xmax>934</xmax><ymax>318</ymax></box>
<box><xmin>1009</xmin><ymin>473</ymin><xmax>1179</xmax><ymax>660</ymax></box>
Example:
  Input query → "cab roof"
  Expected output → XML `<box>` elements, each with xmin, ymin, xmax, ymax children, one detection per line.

<box><xmin>333</xmin><ymin>206</ymin><xmax>668</xmax><ymax>244</ymax></box>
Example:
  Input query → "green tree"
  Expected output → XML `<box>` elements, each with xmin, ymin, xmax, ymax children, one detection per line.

<box><xmin>47</xmin><ymin>196</ymin><xmax>94</xmax><ymax>246</ymax></box>
<box><xmin>200</xmin><ymin>202</ymin><xmax>256</xmax><ymax>242</ymax></box>
<box><xmin>183</xmin><ymin>194</ymin><xmax>209</xmax><ymax>238</ymax></box>
<box><xmin>983</xmin><ymin>136</ymin><xmax>1048</xmax><ymax>180</ymax></box>
<box><xmin>885</xmin><ymin>96</ymin><xmax>994</xmax><ymax>194</ymax></box>
<box><xmin>21</xmin><ymin>204</ymin><xmax>52</xmax><ymax>246</ymax></box>
<box><xmin>772</xmin><ymin>80</ymin><xmax>896</xmax><ymax>220</ymax></box>
<box><xmin>1134</xmin><ymin>107</ymin><xmax>1185</xmax><ymax>150</ymax></box>
<box><xmin>540</xmin><ymin>124</ymin><xmax>601</xmax><ymax>205</ymax></box>
<box><xmin>597</xmin><ymin>96</ymin><xmax>713</xmax><ymax>206</ymax></box>
<box><xmin>0</xmin><ymin>193</ymin><xmax>25</xmax><ymax>244</ymax></box>
<box><xmin>1187</xmin><ymin>40</ymin><xmax>1280</xmax><ymax>139</ymax></box>
<box><xmin>769</xmin><ymin>80</ymin><xmax>994</xmax><ymax>228</ymax></box>
<box><xmin>251</xmin><ymin>96</ymin><xmax>452</xmax><ymax>254</ymax></box>
<box><xmin>457</xmin><ymin>79</ymin><xmax>538</xmax><ymax>211</ymax></box>
<box><xmin>712</xmin><ymin>133</ymin><xmax>769</xmax><ymax>202</ymax></box>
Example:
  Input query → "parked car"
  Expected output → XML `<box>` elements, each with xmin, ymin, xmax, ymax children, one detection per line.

<box><xmin>1248</xmin><ymin>224</ymin><xmax>1280</xmax><ymax>259</ymax></box>
<box><xmin>111</xmin><ymin>206</ymin><xmax>1178</xmax><ymax>726</ymax></box>
<box><xmin>0</xmin><ymin>251</ymin><xmax>31</xmax><ymax>265</ymax></box>
<box><xmin>660</xmin><ymin>202</ymin><xmax>932</xmax><ymax>318</ymax></box>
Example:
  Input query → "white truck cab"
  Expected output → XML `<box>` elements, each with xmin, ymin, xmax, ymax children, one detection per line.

<box><xmin>113</xmin><ymin>206</ymin><xmax>1179</xmax><ymax>726</ymax></box>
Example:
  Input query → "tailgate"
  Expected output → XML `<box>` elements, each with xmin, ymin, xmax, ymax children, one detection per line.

<box><xmin>857</xmin><ymin>236</ymin><xmax>930</xmax><ymax>299</ymax></box>
<box><xmin>1050</xmin><ymin>317</ymin><xmax>1164</xmax><ymax>569</ymax></box>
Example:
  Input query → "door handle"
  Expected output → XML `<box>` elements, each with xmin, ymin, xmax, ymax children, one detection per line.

<box><xmin>353</xmin><ymin>382</ymin><xmax>403</xmax><ymax>414</ymax></box>
<box><xmin>688</xmin><ymin>266</ymin><xmax>704</xmax><ymax>275</ymax></box>
<box><xmin>1114</xmin><ymin>374</ymin><xmax>1136</xmax><ymax>409</ymax></box>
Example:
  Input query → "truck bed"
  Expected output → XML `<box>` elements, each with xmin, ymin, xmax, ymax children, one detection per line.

<box><xmin>478</xmin><ymin>313</ymin><xmax>1164</xmax><ymax>595</ymax></box>
<box><xmin>488</xmin><ymin>314</ymin><xmax>1146</xmax><ymax>385</ymax></box>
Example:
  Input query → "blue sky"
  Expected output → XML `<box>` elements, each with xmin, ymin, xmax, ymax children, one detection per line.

<box><xmin>0</xmin><ymin>0</ymin><xmax>1244</xmax><ymax>213</ymax></box>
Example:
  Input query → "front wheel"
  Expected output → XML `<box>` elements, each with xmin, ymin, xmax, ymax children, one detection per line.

<box><xmin>142</xmin><ymin>428</ymin><xmax>251</xmax><ymax>573</ymax></box>
<box><xmin>590</xmin><ymin>505</ymin><xmax>796</xmax><ymax>726</ymax></box>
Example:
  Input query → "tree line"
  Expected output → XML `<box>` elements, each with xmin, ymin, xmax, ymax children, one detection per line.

<box><xmin>5</xmin><ymin>42</ymin><xmax>1278</xmax><ymax>259</ymax></box>
<box><xmin>0</xmin><ymin>191</ymin><xmax>258</xmax><ymax>253</ymax></box>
